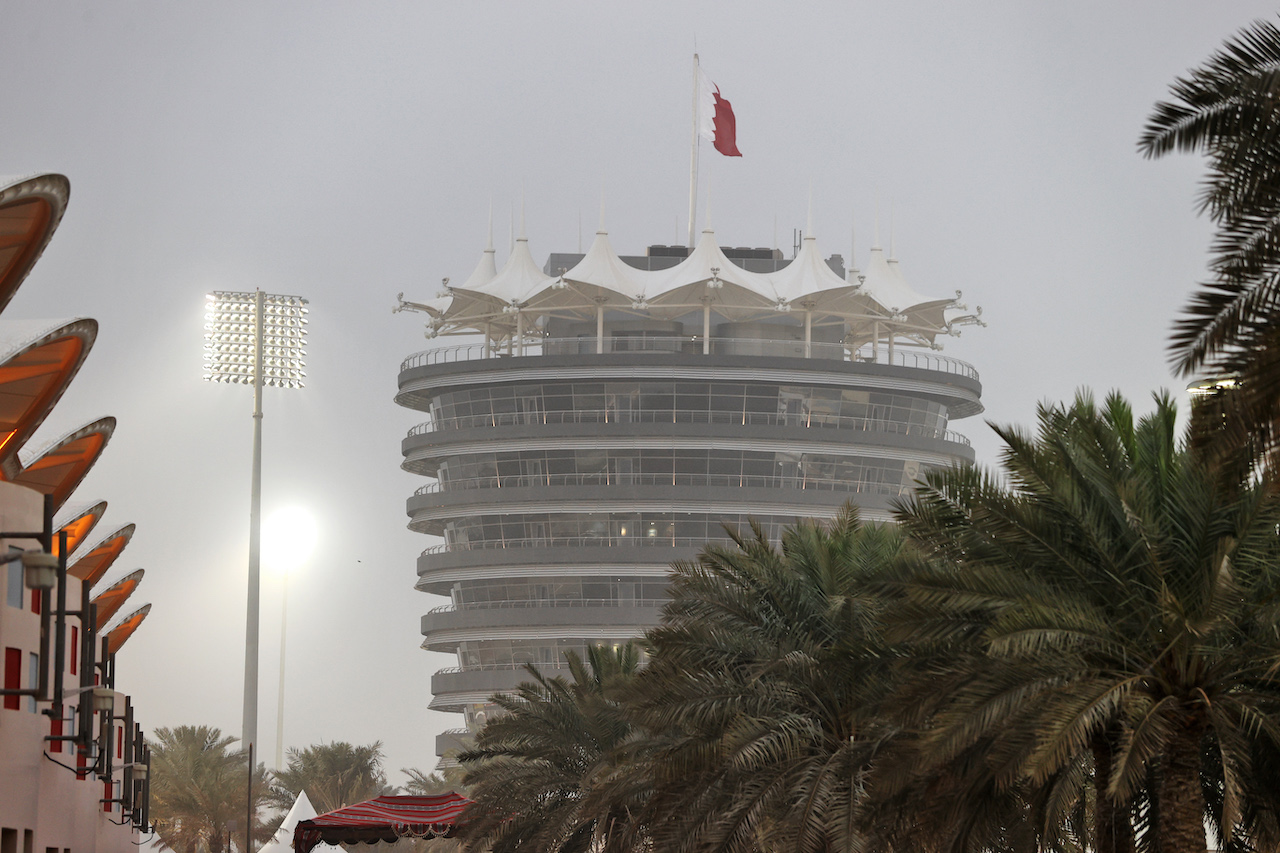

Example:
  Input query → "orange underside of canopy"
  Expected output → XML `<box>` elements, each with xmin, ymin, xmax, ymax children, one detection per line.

<box><xmin>92</xmin><ymin>573</ymin><xmax>142</xmax><ymax>630</ymax></box>
<box><xmin>0</xmin><ymin>199</ymin><xmax>51</xmax><ymax>305</ymax></box>
<box><xmin>54</xmin><ymin>512</ymin><xmax>100</xmax><ymax>559</ymax></box>
<box><xmin>0</xmin><ymin>337</ymin><xmax>85</xmax><ymax>474</ymax></box>
<box><xmin>14</xmin><ymin>431</ymin><xmax>105</xmax><ymax>508</ymax></box>
<box><xmin>70</xmin><ymin>529</ymin><xmax>132</xmax><ymax>587</ymax></box>
<box><xmin>106</xmin><ymin>606</ymin><xmax>149</xmax><ymax>655</ymax></box>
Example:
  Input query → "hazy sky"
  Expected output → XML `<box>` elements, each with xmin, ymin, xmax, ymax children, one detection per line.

<box><xmin>1</xmin><ymin>1</ymin><xmax>1272</xmax><ymax>784</ymax></box>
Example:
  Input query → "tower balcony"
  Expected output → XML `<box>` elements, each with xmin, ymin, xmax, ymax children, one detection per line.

<box><xmin>420</xmin><ymin>598</ymin><xmax>666</xmax><ymax>652</ymax></box>
<box><xmin>415</xmin><ymin>542</ymin><xmax>691</xmax><ymax>595</ymax></box>
<box><xmin>396</xmin><ymin>337</ymin><xmax>983</xmax><ymax>420</ymax></box>
<box><xmin>429</xmin><ymin>663</ymin><xmax>580</xmax><ymax>711</ymax></box>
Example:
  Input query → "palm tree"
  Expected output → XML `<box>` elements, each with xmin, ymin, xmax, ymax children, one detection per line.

<box><xmin>1139</xmin><ymin>18</ymin><xmax>1280</xmax><ymax>463</ymax></box>
<box><xmin>458</xmin><ymin>643</ymin><xmax>645</xmax><ymax>853</ymax></box>
<box><xmin>267</xmin><ymin>740</ymin><xmax>392</xmax><ymax>815</ymax></box>
<box><xmin>401</xmin><ymin>766</ymin><xmax>464</xmax><ymax>795</ymax></box>
<box><xmin>148</xmin><ymin>725</ymin><xmax>271</xmax><ymax>853</ymax></box>
<box><xmin>628</xmin><ymin>509</ymin><xmax>911</xmax><ymax>853</ymax></box>
<box><xmin>893</xmin><ymin>390</ymin><xmax>1280</xmax><ymax>853</ymax></box>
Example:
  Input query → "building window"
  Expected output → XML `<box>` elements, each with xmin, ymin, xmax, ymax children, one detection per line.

<box><xmin>6</xmin><ymin>562</ymin><xmax>20</xmax><ymax>608</ymax></box>
<box><xmin>3</xmin><ymin>647</ymin><xmax>20</xmax><ymax>710</ymax></box>
<box><xmin>27</xmin><ymin>652</ymin><xmax>37</xmax><ymax>712</ymax></box>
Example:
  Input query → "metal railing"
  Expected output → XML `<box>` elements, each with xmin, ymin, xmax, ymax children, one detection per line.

<box><xmin>414</xmin><ymin>472</ymin><xmax>921</xmax><ymax>496</ymax></box>
<box><xmin>435</xmin><ymin>663</ymin><xmax>578</xmax><ymax>675</ymax></box>
<box><xmin>427</xmin><ymin>598</ymin><xmax>667</xmax><ymax>615</ymax></box>
<box><xmin>406</xmin><ymin>408</ymin><xmax>969</xmax><ymax>446</ymax></box>
<box><xmin>419</xmin><ymin>536</ymin><xmax>727</xmax><ymax>556</ymax></box>
<box><xmin>401</xmin><ymin>336</ymin><xmax>979</xmax><ymax>379</ymax></box>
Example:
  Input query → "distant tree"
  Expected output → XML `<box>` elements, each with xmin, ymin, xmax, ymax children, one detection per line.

<box><xmin>401</xmin><ymin>766</ymin><xmax>465</xmax><ymax>795</ymax></box>
<box><xmin>267</xmin><ymin>741</ymin><xmax>393</xmax><ymax>815</ymax></box>
<box><xmin>149</xmin><ymin>725</ymin><xmax>271</xmax><ymax>853</ymax></box>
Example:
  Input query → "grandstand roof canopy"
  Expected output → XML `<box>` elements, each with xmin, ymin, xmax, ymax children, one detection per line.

<box><xmin>91</xmin><ymin>568</ymin><xmax>144</xmax><ymax>629</ymax></box>
<box><xmin>0</xmin><ymin>174</ymin><xmax>70</xmax><ymax>315</ymax></box>
<box><xmin>106</xmin><ymin>603</ymin><xmax>149</xmax><ymax>654</ymax></box>
<box><xmin>69</xmin><ymin>523</ymin><xmax>136</xmax><ymax>589</ymax></box>
<box><xmin>54</xmin><ymin>499</ymin><xmax>107</xmax><ymax>560</ymax></box>
<box><xmin>15</xmin><ymin>417</ymin><xmax>115</xmax><ymax>511</ymax></box>
<box><xmin>0</xmin><ymin>319</ymin><xmax>98</xmax><ymax>478</ymax></box>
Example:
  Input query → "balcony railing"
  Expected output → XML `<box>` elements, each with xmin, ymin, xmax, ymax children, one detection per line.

<box><xmin>414</xmin><ymin>471</ymin><xmax>929</xmax><ymax>496</ymax></box>
<box><xmin>427</xmin><ymin>598</ymin><xmax>667</xmax><ymax>615</ymax></box>
<box><xmin>401</xmin><ymin>336</ymin><xmax>979</xmax><ymax>379</ymax></box>
<box><xmin>434</xmin><ymin>663</ymin><xmax>576</xmax><ymax>675</ymax></box>
<box><xmin>406</xmin><ymin>408</ymin><xmax>970</xmax><ymax>446</ymax></box>
<box><xmin>419</xmin><ymin>535</ymin><xmax>724</xmax><ymax>556</ymax></box>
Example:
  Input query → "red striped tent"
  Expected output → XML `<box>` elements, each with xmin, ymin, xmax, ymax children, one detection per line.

<box><xmin>293</xmin><ymin>793</ymin><xmax>470</xmax><ymax>853</ymax></box>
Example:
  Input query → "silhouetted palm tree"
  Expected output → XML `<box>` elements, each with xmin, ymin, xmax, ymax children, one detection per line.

<box><xmin>1140</xmin><ymin>18</ymin><xmax>1280</xmax><ymax>465</ymax></box>
<box><xmin>629</xmin><ymin>508</ymin><xmax>910</xmax><ymax>853</ymax></box>
<box><xmin>894</xmin><ymin>390</ymin><xmax>1280</xmax><ymax>853</ymax></box>
<box><xmin>458</xmin><ymin>644</ymin><xmax>645</xmax><ymax>853</ymax></box>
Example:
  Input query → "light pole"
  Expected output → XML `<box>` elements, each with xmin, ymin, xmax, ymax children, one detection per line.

<box><xmin>203</xmin><ymin>290</ymin><xmax>308</xmax><ymax>761</ymax></box>
<box><xmin>276</xmin><ymin>571</ymin><xmax>289</xmax><ymax>771</ymax></box>
<box><xmin>262</xmin><ymin>505</ymin><xmax>318</xmax><ymax>770</ymax></box>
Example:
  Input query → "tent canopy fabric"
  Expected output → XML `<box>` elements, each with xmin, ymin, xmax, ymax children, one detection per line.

<box><xmin>294</xmin><ymin>793</ymin><xmax>471</xmax><ymax>853</ymax></box>
<box><xmin>420</xmin><ymin>225</ymin><xmax>985</xmax><ymax>353</ymax></box>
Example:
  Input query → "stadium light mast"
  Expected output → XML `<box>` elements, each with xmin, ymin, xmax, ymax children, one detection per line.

<box><xmin>203</xmin><ymin>290</ymin><xmax>308</xmax><ymax>760</ymax></box>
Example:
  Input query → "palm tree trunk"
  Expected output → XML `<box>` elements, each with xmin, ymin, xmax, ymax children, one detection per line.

<box><xmin>1093</xmin><ymin>733</ymin><xmax>1134</xmax><ymax>853</ymax></box>
<box><xmin>1158</xmin><ymin>718</ymin><xmax>1206</xmax><ymax>853</ymax></box>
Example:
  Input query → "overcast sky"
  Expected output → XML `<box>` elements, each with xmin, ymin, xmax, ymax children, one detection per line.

<box><xmin>1</xmin><ymin>1</ymin><xmax>1272</xmax><ymax>784</ymax></box>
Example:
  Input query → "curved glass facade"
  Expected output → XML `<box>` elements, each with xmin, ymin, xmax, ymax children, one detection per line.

<box><xmin>425</xmin><ymin>451</ymin><xmax>915</xmax><ymax>497</ymax></box>
<box><xmin>440</xmin><ymin>512</ymin><xmax>801</xmax><ymax>550</ymax></box>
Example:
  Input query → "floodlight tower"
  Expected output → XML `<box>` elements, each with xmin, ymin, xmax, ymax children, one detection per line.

<box><xmin>203</xmin><ymin>290</ymin><xmax>308</xmax><ymax>756</ymax></box>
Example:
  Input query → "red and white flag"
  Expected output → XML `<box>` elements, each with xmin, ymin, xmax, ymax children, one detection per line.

<box><xmin>697</xmin><ymin>66</ymin><xmax>742</xmax><ymax>157</ymax></box>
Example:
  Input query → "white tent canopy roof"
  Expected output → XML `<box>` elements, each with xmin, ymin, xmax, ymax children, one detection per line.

<box><xmin>533</xmin><ymin>229</ymin><xmax>650</xmax><ymax>312</ymax></box>
<box><xmin>472</xmin><ymin>236</ymin><xmax>552</xmax><ymax>306</ymax></box>
<box><xmin>421</xmin><ymin>222</ymin><xmax>982</xmax><ymax>348</ymax></box>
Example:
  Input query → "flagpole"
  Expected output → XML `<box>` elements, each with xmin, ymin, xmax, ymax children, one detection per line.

<box><xmin>687</xmin><ymin>53</ymin><xmax>700</xmax><ymax>249</ymax></box>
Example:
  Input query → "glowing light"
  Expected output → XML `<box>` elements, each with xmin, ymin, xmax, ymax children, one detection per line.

<box><xmin>203</xmin><ymin>290</ymin><xmax>308</xmax><ymax>386</ymax></box>
<box><xmin>262</xmin><ymin>506</ymin><xmax>318</xmax><ymax>574</ymax></box>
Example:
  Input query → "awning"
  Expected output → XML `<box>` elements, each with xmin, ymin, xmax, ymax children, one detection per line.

<box><xmin>293</xmin><ymin>793</ymin><xmax>471</xmax><ymax>853</ymax></box>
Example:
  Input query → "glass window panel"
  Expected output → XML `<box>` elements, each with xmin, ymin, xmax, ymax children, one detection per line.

<box><xmin>6</xmin><ymin>562</ymin><xmax>20</xmax><ymax>609</ymax></box>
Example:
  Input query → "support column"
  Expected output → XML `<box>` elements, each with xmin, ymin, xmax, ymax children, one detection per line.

<box><xmin>703</xmin><ymin>301</ymin><xmax>711</xmax><ymax>354</ymax></box>
<box><xmin>872</xmin><ymin>321</ymin><xmax>879</xmax><ymax>363</ymax></box>
<box><xmin>597</xmin><ymin>303</ymin><xmax>604</xmax><ymax>354</ymax></box>
<box><xmin>516</xmin><ymin>310</ymin><xmax>524</xmax><ymax>357</ymax></box>
<box><xmin>804</xmin><ymin>309</ymin><xmax>812</xmax><ymax>358</ymax></box>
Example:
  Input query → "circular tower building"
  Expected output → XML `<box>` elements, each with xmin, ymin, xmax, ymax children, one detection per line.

<box><xmin>396</xmin><ymin>221</ymin><xmax>983</xmax><ymax>759</ymax></box>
